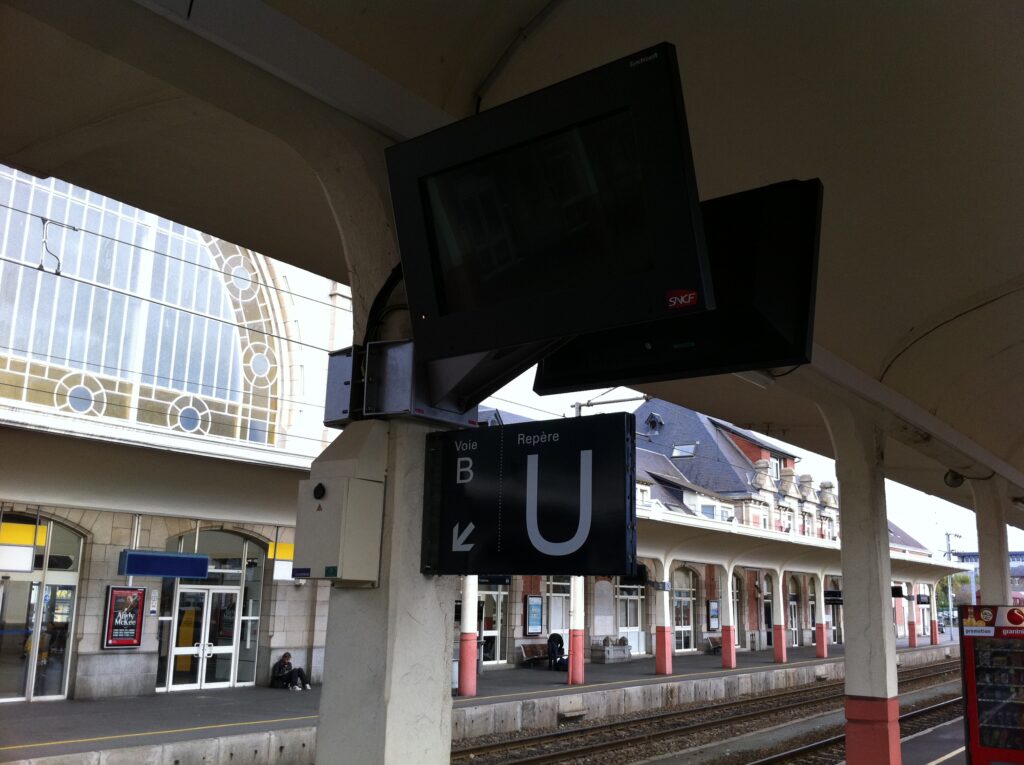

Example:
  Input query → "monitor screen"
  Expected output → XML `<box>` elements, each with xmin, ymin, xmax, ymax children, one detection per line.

<box><xmin>387</xmin><ymin>42</ymin><xmax>712</xmax><ymax>365</ymax></box>
<box><xmin>422</xmin><ymin>109</ymin><xmax>650</xmax><ymax>316</ymax></box>
<box><xmin>533</xmin><ymin>178</ymin><xmax>823</xmax><ymax>394</ymax></box>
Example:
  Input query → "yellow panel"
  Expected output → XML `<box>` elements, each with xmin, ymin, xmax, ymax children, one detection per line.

<box><xmin>268</xmin><ymin>542</ymin><xmax>293</xmax><ymax>561</ymax></box>
<box><xmin>0</xmin><ymin>523</ymin><xmax>47</xmax><ymax>546</ymax></box>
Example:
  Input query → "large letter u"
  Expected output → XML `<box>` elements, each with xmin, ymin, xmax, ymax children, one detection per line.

<box><xmin>525</xmin><ymin>450</ymin><xmax>592</xmax><ymax>556</ymax></box>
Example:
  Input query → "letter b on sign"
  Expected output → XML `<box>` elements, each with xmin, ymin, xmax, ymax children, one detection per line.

<box><xmin>456</xmin><ymin>457</ymin><xmax>474</xmax><ymax>484</ymax></box>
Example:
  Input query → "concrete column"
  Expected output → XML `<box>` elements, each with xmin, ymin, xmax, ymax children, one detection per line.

<box><xmin>771</xmin><ymin>569</ymin><xmax>787</xmax><ymax>663</ymax></box>
<box><xmin>820</xmin><ymin>403</ymin><xmax>900</xmax><ymax>765</ymax></box>
<box><xmin>458</xmin><ymin>575</ymin><xmax>479</xmax><ymax>697</ymax></box>
<box><xmin>720</xmin><ymin>566</ymin><xmax>737</xmax><ymax>669</ymax></box>
<box><xmin>907</xmin><ymin>585</ymin><xmax>918</xmax><ymax>648</ymax></box>
<box><xmin>973</xmin><ymin>478</ymin><xmax>1012</xmax><ymax>604</ymax></box>
<box><xmin>318</xmin><ymin>421</ymin><xmax>458</xmax><ymax>765</ymax></box>
<box><xmin>655</xmin><ymin>585</ymin><xmax>673</xmax><ymax>675</ymax></box>
<box><xmin>814</xmin><ymin>572</ymin><xmax>828</xmax><ymax>659</ymax></box>
<box><xmin>568</xmin><ymin>575</ymin><xmax>585</xmax><ymax>685</ymax></box>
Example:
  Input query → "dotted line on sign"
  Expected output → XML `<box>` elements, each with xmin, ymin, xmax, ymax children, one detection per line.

<box><xmin>497</xmin><ymin>426</ymin><xmax>503</xmax><ymax>552</ymax></box>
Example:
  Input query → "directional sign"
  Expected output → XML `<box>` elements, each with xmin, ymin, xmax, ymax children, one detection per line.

<box><xmin>422</xmin><ymin>413</ymin><xmax>636</xmax><ymax>576</ymax></box>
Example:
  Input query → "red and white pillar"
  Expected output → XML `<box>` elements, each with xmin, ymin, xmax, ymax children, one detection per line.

<box><xmin>458</xmin><ymin>575</ymin><xmax>478</xmax><ymax>697</ymax></box>
<box><xmin>568</xmin><ymin>575</ymin><xmax>585</xmax><ymax>685</ymax></box>
<box><xmin>655</xmin><ymin>583</ymin><xmax>673</xmax><ymax>675</ymax></box>
<box><xmin>907</xmin><ymin>587</ymin><xmax>918</xmax><ymax>647</ymax></box>
<box><xmin>823</xmin><ymin>403</ymin><xmax>900</xmax><ymax>764</ymax></box>
<box><xmin>930</xmin><ymin>617</ymin><xmax>940</xmax><ymax>645</ymax></box>
<box><xmin>720</xmin><ymin>566</ymin><xmax>737</xmax><ymax>669</ymax></box>
<box><xmin>772</xmin><ymin>568</ymin><xmax>787</xmax><ymax>664</ymax></box>
<box><xmin>814</xmin><ymin>572</ymin><xmax>828</xmax><ymax>659</ymax></box>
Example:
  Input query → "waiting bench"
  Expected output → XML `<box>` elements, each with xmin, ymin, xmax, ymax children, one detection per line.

<box><xmin>705</xmin><ymin>635</ymin><xmax>722</xmax><ymax>655</ymax></box>
<box><xmin>518</xmin><ymin>642</ymin><xmax>548</xmax><ymax>667</ymax></box>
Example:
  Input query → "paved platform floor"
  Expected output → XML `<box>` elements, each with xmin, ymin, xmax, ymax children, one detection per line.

<box><xmin>0</xmin><ymin>686</ymin><xmax>319</xmax><ymax>763</ymax></box>
<box><xmin>0</xmin><ymin>633</ymin><xmax>959</xmax><ymax>763</ymax></box>
<box><xmin>902</xmin><ymin>717</ymin><xmax>967</xmax><ymax>765</ymax></box>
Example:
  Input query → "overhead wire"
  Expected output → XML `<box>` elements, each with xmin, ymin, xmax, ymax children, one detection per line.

<box><xmin>0</xmin><ymin>255</ymin><xmax>332</xmax><ymax>354</ymax></box>
<box><xmin>0</xmin><ymin>200</ymin><xmax>351</xmax><ymax>313</ymax></box>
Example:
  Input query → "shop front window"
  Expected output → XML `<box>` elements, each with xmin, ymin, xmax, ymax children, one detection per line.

<box><xmin>0</xmin><ymin>512</ymin><xmax>82</xmax><ymax>701</ymax></box>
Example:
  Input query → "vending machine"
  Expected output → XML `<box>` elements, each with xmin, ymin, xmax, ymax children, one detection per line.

<box><xmin>960</xmin><ymin>605</ymin><xmax>1024</xmax><ymax>764</ymax></box>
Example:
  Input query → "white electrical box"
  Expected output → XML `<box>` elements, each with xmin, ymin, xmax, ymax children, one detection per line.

<box><xmin>293</xmin><ymin>420</ymin><xmax>388</xmax><ymax>586</ymax></box>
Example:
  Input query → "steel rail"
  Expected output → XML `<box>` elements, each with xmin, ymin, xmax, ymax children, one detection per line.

<box><xmin>742</xmin><ymin>695</ymin><xmax>964</xmax><ymax>765</ymax></box>
<box><xmin>450</xmin><ymin>659</ymin><xmax>960</xmax><ymax>764</ymax></box>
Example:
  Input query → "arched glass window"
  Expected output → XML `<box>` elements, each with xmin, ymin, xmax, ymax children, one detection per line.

<box><xmin>0</xmin><ymin>166</ymin><xmax>282</xmax><ymax>446</ymax></box>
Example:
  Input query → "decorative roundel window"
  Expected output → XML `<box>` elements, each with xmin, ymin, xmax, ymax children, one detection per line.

<box><xmin>168</xmin><ymin>395</ymin><xmax>212</xmax><ymax>435</ymax></box>
<box><xmin>54</xmin><ymin>373</ymin><xmax>107</xmax><ymax>416</ymax></box>
<box><xmin>242</xmin><ymin>342</ymin><xmax>278</xmax><ymax>386</ymax></box>
<box><xmin>223</xmin><ymin>254</ymin><xmax>261</xmax><ymax>302</ymax></box>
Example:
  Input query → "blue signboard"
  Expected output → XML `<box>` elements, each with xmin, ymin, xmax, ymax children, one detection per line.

<box><xmin>118</xmin><ymin>550</ymin><xmax>209</xmax><ymax>578</ymax></box>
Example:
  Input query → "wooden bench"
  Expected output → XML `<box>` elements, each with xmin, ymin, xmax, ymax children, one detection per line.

<box><xmin>706</xmin><ymin>635</ymin><xmax>722</xmax><ymax>655</ymax></box>
<box><xmin>518</xmin><ymin>642</ymin><xmax>548</xmax><ymax>667</ymax></box>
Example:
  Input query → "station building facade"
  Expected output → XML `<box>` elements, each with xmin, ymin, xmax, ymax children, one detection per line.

<box><xmin>0</xmin><ymin>166</ymin><xmax>958</xmax><ymax>702</ymax></box>
<box><xmin>460</xmin><ymin>400</ymin><xmax>958</xmax><ymax>674</ymax></box>
<box><xmin>0</xmin><ymin>165</ymin><xmax>343</xmax><ymax>702</ymax></box>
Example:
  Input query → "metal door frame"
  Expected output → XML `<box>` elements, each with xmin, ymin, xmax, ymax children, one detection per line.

<box><xmin>167</xmin><ymin>585</ymin><xmax>241</xmax><ymax>690</ymax></box>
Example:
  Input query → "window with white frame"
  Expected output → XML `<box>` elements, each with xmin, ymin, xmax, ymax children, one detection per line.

<box><xmin>545</xmin><ymin>575</ymin><xmax>571</xmax><ymax>636</ymax></box>
<box><xmin>616</xmin><ymin>583</ymin><xmax>643</xmax><ymax>628</ymax></box>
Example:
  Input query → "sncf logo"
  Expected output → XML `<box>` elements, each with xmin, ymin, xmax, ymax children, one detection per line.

<box><xmin>666</xmin><ymin>289</ymin><xmax>699</xmax><ymax>309</ymax></box>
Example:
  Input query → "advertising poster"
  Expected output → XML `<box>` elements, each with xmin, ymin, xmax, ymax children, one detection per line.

<box><xmin>708</xmin><ymin>599</ymin><xmax>721</xmax><ymax>631</ymax></box>
<box><xmin>525</xmin><ymin>595</ymin><xmax>543</xmax><ymax>636</ymax></box>
<box><xmin>103</xmin><ymin>586</ymin><xmax>146</xmax><ymax>649</ymax></box>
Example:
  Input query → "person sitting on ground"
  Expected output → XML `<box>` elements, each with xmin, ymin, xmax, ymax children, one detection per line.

<box><xmin>271</xmin><ymin>652</ymin><xmax>311</xmax><ymax>690</ymax></box>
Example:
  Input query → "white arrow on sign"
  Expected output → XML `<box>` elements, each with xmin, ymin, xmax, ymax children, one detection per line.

<box><xmin>452</xmin><ymin>522</ymin><xmax>475</xmax><ymax>552</ymax></box>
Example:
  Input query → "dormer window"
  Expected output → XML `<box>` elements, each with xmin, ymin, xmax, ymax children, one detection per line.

<box><xmin>645</xmin><ymin>412</ymin><xmax>664</xmax><ymax>435</ymax></box>
<box><xmin>672</xmin><ymin>442</ymin><xmax>698</xmax><ymax>458</ymax></box>
<box><xmin>770</xmin><ymin>456</ymin><xmax>782</xmax><ymax>479</ymax></box>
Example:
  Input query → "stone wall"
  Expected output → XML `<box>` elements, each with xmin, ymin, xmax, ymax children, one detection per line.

<box><xmin>3</xmin><ymin>502</ymin><xmax>325</xmax><ymax>699</ymax></box>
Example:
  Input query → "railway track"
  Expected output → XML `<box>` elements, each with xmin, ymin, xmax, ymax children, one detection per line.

<box><xmin>450</xmin><ymin>659</ymin><xmax>960</xmax><ymax>765</ymax></box>
<box><xmin>744</xmin><ymin>696</ymin><xmax>964</xmax><ymax>765</ymax></box>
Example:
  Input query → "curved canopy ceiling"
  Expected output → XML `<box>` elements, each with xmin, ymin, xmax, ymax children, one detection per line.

<box><xmin>2</xmin><ymin>0</ymin><xmax>1022</xmax><ymax>520</ymax></box>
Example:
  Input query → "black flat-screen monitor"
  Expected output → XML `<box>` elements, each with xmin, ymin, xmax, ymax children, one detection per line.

<box><xmin>533</xmin><ymin>178</ymin><xmax>822</xmax><ymax>394</ymax></box>
<box><xmin>386</xmin><ymin>42</ymin><xmax>713</xmax><ymax>366</ymax></box>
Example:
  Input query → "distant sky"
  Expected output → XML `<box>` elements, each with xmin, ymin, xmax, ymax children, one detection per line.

<box><xmin>483</xmin><ymin>368</ymin><xmax>1024</xmax><ymax>558</ymax></box>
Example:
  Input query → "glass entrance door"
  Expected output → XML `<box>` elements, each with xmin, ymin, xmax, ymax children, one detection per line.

<box><xmin>480</xmin><ymin>588</ymin><xmax>507</xmax><ymax>664</ymax></box>
<box><xmin>788</xmin><ymin>600</ymin><xmax>799</xmax><ymax>646</ymax></box>
<box><xmin>169</xmin><ymin>587</ymin><xmax>238</xmax><ymax>689</ymax></box>
<box><xmin>672</xmin><ymin>569</ymin><xmax>694</xmax><ymax>651</ymax></box>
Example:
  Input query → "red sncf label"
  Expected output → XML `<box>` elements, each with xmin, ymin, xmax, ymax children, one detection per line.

<box><xmin>666</xmin><ymin>289</ymin><xmax>699</xmax><ymax>309</ymax></box>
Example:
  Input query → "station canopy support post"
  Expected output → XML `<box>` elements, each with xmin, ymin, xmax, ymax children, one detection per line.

<box><xmin>973</xmin><ymin>478</ymin><xmax>1012</xmax><ymax>604</ymax></box>
<box><xmin>814</xmin><ymin>571</ymin><xmax>828</xmax><ymax>659</ymax></box>
<box><xmin>907</xmin><ymin>585</ymin><xmax>918</xmax><ymax>648</ymax></box>
<box><xmin>316</xmin><ymin>420</ymin><xmax>458</xmax><ymax>764</ymax></box>
<box><xmin>655</xmin><ymin>577</ymin><xmax>673</xmax><ymax>676</ymax></box>
<box><xmin>772</xmin><ymin>567</ymin><xmax>788</xmax><ymax>664</ymax></box>
<box><xmin>720</xmin><ymin>565</ymin><xmax>737</xmax><ymax>670</ymax></box>
<box><xmin>821</xmin><ymin>402</ymin><xmax>900</xmax><ymax>765</ymax></box>
<box><xmin>459</xmin><ymin>575</ymin><xmax>479</xmax><ymax>697</ymax></box>
<box><xmin>568</xmin><ymin>575</ymin><xmax>586</xmax><ymax>685</ymax></box>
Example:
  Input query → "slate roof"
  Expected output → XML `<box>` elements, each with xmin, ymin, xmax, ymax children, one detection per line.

<box><xmin>635</xmin><ymin>398</ymin><xmax>938</xmax><ymax>556</ymax></box>
<box><xmin>633</xmin><ymin>399</ymin><xmax>757</xmax><ymax>498</ymax></box>
<box><xmin>477</xmin><ymin>407</ymin><xmax>536</xmax><ymax>427</ymax></box>
<box><xmin>635</xmin><ymin>447</ymin><xmax>732</xmax><ymax>509</ymax></box>
<box><xmin>887</xmin><ymin>520</ymin><xmax>930</xmax><ymax>553</ymax></box>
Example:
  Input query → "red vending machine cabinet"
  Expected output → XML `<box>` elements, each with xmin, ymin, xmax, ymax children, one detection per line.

<box><xmin>961</xmin><ymin>605</ymin><xmax>1024</xmax><ymax>764</ymax></box>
